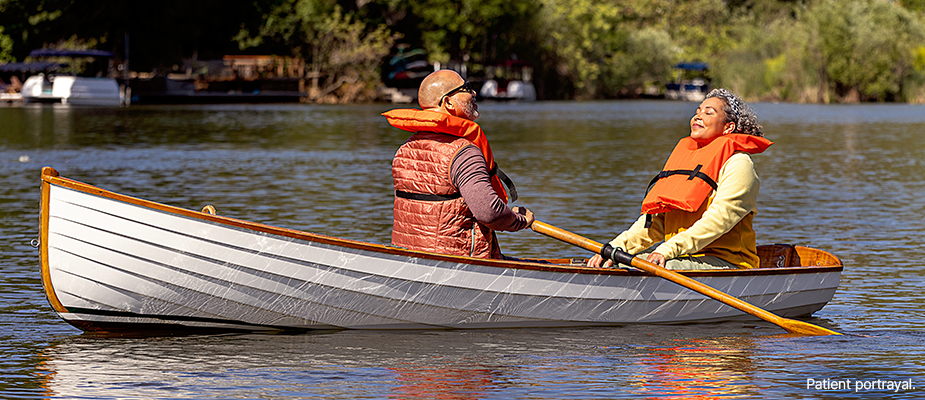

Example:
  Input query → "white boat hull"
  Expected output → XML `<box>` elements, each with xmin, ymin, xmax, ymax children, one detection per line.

<box><xmin>479</xmin><ymin>79</ymin><xmax>537</xmax><ymax>101</ymax></box>
<box><xmin>39</xmin><ymin>168</ymin><xmax>842</xmax><ymax>332</ymax></box>
<box><xmin>22</xmin><ymin>74</ymin><xmax>122</xmax><ymax>106</ymax></box>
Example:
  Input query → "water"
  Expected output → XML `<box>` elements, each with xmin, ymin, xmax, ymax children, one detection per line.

<box><xmin>2</xmin><ymin>101</ymin><xmax>924</xmax><ymax>399</ymax></box>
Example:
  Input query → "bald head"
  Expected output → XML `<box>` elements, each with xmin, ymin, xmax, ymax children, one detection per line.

<box><xmin>418</xmin><ymin>70</ymin><xmax>465</xmax><ymax>109</ymax></box>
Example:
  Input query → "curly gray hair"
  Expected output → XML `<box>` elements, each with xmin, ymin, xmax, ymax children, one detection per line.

<box><xmin>704</xmin><ymin>88</ymin><xmax>763</xmax><ymax>137</ymax></box>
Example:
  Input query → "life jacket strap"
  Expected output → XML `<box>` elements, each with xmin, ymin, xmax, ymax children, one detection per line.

<box><xmin>395</xmin><ymin>190</ymin><xmax>461</xmax><ymax>202</ymax></box>
<box><xmin>645</xmin><ymin>164</ymin><xmax>718</xmax><ymax>194</ymax></box>
<box><xmin>491</xmin><ymin>165</ymin><xmax>519</xmax><ymax>203</ymax></box>
<box><xmin>642</xmin><ymin>164</ymin><xmax>718</xmax><ymax>229</ymax></box>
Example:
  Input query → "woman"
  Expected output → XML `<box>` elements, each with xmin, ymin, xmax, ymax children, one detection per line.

<box><xmin>589</xmin><ymin>88</ymin><xmax>772</xmax><ymax>270</ymax></box>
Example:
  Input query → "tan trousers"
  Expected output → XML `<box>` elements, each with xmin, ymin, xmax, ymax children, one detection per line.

<box><xmin>627</xmin><ymin>252</ymin><xmax>739</xmax><ymax>271</ymax></box>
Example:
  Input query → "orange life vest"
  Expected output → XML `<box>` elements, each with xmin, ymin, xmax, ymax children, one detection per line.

<box><xmin>382</xmin><ymin>109</ymin><xmax>512</xmax><ymax>203</ymax></box>
<box><xmin>641</xmin><ymin>134</ymin><xmax>773</xmax><ymax>215</ymax></box>
<box><xmin>385</xmin><ymin>109</ymin><xmax>508</xmax><ymax>258</ymax></box>
<box><xmin>390</xmin><ymin>131</ymin><xmax>500</xmax><ymax>258</ymax></box>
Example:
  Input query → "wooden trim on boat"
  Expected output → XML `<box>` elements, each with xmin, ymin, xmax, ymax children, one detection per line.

<box><xmin>40</xmin><ymin>167</ymin><xmax>843</xmax><ymax>278</ymax></box>
<box><xmin>40</xmin><ymin>167</ymin><xmax>67</xmax><ymax>313</ymax></box>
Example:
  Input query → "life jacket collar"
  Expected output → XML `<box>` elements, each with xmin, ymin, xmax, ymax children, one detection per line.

<box><xmin>383</xmin><ymin>109</ymin><xmax>512</xmax><ymax>203</ymax></box>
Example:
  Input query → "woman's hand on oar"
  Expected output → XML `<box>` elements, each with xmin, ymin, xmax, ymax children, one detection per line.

<box><xmin>530</xmin><ymin>220</ymin><xmax>841</xmax><ymax>336</ymax></box>
<box><xmin>589</xmin><ymin>252</ymin><xmax>666</xmax><ymax>268</ymax></box>
<box><xmin>587</xmin><ymin>254</ymin><xmax>613</xmax><ymax>268</ymax></box>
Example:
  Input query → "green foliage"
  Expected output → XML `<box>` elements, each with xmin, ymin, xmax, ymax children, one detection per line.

<box><xmin>536</xmin><ymin>0</ymin><xmax>625</xmax><ymax>98</ymax></box>
<box><xmin>902</xmin><ymin>0</ymin><xmax>925</xmax><ymax>13</ymax></box>
<box><xmin>0</xmin><ymin>27</ymin><xmax>13</xmax><ymax>62</ymax></box>
<box><xmin>715</xmin><ymin>13</ymin><xmax>823</xmax><ymax>102</ymax></box>
<box><xmin>396</xmin><ymin>0</ymin><xmax>537</xmax><ymax>65</ymax></box>
<box><xmin>667</xmin><ymin>0</ymin><xmax>738</xmax><ymax>56</ymax></box>
<box><xmin>601</xmin><ymin>28</ymin><xmax>678</xmax><ymax>97</ymax></box>
<box><xmin>915</xmin><ymin>46</ymin><xmax>925</xmax><ymax>72</ymax></box>
<box><xmin>237</xmin><ymin>0</ymin><xmax>399</xmax><ymax>102</ymax></box>
<box><xmin>534</xmin><ymin>0</ymin><xmax>683</xmax><ymax>99</ymax></box>
<box><xmin>696</xmin><ymin>0</ymin><xmax>925</xmax><ymax>103</ymax></box>
<box><xmin>2</xmin><ymin>0</ymin><xmax>925</xmax><ymax>102</ymax></box>
<box><xmin>308</xmin><ymin>6</ymin><xmax>399</xmax><ymax>102</ymax></box>
<box><xmin>805</xmin><ymin>0</ymin><xmax>925</xmax><ymax>101</ymax></box>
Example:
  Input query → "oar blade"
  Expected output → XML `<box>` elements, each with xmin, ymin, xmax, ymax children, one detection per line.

<box><xmin>780</xmin><ymin>319</ymin><xmax>842</xmax><ymax>336</ymax></box>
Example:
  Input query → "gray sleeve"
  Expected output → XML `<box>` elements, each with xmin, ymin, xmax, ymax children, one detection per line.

<box><xmin>451</xmin><ymin>145</ymin><xmax>528</xmax><ymax>232</ymax></box>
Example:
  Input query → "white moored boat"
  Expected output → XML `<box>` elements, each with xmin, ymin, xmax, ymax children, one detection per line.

<box><xmin>20</xmin><ymin>49</ymin><xmax>123</xmax><ymax>106</ymax></box>
<box><xmin>39</xmin><ymin>167</ymin><xmax>842</xmax><ymax>333</ymax></box>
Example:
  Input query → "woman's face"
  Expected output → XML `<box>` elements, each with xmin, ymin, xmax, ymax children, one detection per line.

<box><xmin>690</xmin><ymin>97</ymin><xmax>735</xmax><ymax>144</ymax></box>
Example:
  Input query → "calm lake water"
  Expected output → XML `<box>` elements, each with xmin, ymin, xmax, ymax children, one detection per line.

<box><xmin>2</xmin><ymin>100</ymin><xmax>924</xmax><ymax>399</ymax></box>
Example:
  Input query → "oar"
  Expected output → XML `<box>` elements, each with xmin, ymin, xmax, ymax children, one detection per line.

<box><xmin>531</xmin><ymin>220</ymin><xmax>841</xmax><ymax>336</ymax></box>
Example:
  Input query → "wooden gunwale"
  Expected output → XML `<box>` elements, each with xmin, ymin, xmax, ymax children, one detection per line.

<box><xmin>40</xmin><ymin>167</ymin><xmax>843</xmax><ymax>278</ymax></box>
<box><xmin>40</xmin><ymin>167</ymin><xmax>67</xmax><ymax>313</ymax></box>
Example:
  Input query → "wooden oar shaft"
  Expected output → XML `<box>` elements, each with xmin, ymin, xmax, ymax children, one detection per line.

<box><xmin>531</xmin><ymin>221</ymin><xmax>604</xmax><ymax>253</ymax></box>
<box><xmin>530</xmin><ymin>220</ymin><xmax>841</xmax><ymax>336</ymax></box>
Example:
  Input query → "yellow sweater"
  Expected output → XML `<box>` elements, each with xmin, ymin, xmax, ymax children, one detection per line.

<box><xmin>608</xmin><ymin>152</ymin><xmax>760</xmax><ymax>268</ymax></box>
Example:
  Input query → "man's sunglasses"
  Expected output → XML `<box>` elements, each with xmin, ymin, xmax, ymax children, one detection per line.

<box><xmin>441</xmin><ymin>81</ymin><xmax>475</xmax><ymax>104</ymax></box>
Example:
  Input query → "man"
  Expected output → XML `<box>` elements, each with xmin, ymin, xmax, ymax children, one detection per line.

<box><xmin>382</xmin><ymin>70</ymin><xmax>534</xmax><ymax>258</ymax></box>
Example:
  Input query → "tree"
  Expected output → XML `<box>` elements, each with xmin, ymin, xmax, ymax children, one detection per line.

<box><xmin>0</xmin><ymin>0</ymin><xmax>267</xmax><ymax>70</ymax></box>
<box><xmin>236</xmin><ymin>0</ymin><xmax>398</xmax><ymax>102</ymax></box>
<box><xmin>807</xmin><ymin>0</ymin><xmax>925</xmax><ymax>101</ymax></box>
<box><xmin>0</xmin><ymin>27</ymin><xmax>13</xmax><ymax>62</ymax></box>
<box><xmin>601</xmin><ymin>27</ymin><xmax>677</xmax><ymax>97</ymax></box>
<box><xmin>665</xmin><ymin>0</ymin><xmax>738</xmax><ymax>57</ymax></box>
<box><xmin>534</xmin><ymin>0</ymin><xmax>681</xmax><ymax>99</ymax></box>
<box><xmin>407</xmin><ymin>0</ymin><xmax>536</xmax><ymax>65</ymax></box>
<box><xmin>535</xmin><ymin>0</ymin><xmax>625</xmax><ymax>99</ymax></box>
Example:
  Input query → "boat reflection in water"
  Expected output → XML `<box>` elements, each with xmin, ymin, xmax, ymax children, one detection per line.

<box><xmin>631</xmin><ymin>336</ymin><xmax>761</xmax><ymax>399</ymax></box>
<box><xmin>32</xmin><ymin>328</ymin><xmax>772</xmax><ymax>398</ymax></box>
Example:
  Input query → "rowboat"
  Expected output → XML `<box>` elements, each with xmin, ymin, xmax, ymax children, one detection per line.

<box><xmin>39</xmin><ymin>167</ymin><xmax>843</xmax><ymax>333</ymax></box>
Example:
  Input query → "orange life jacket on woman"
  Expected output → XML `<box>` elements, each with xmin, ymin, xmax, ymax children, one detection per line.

<box><xmin>384</xmin><ymin>110</ymin><xmax>504</xmax><ymax>258</ymax></box>
<box><xmin>642</xmin><ymin>134</ymin><xmax>773</xmax><ymax>215</ymax></box>
<box><xmin>642</xmin><ymin>134</ymin><xmax>773</xmax><ymax>268</ymax></box>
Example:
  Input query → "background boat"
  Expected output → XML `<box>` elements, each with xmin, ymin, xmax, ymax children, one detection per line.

<box><xmin>665</xmin><ymin>62</ymin><xmax>711</xmax><ymax>101</ymax></box>
<box><xmin>478</xmin><ymin>60</ymin><xmax>537</xmax><ymax>101</ymax></box>
<box><xmin>19</xmin><ymin>49</ymin><xmax>123</xmax><ymax>106</ymax></box>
